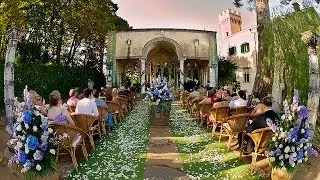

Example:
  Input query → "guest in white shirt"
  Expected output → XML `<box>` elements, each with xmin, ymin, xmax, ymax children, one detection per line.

<box><xmin>229</xmin><ymin>90</ymin><xmax>247</xmax><ymax>109</ymax></box>
<box><xmin>75</xmin><ymin>88</ymin><xmax>99</xmax><ymax>116</ymax></box>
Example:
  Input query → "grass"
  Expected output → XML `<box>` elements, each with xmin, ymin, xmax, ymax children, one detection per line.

<box><xmin>67</xmin><ymin>101</ymin><xmax>150</xmax><ymax>180</ymax></box>
<box><xmin>169</xmin><ymin>106</ymin><xmax>263</xmax><ymax>180</ymax></box>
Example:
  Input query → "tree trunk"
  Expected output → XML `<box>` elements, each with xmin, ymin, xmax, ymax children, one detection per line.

<box><xmin>252</xmin><ymin>0</ymin><xmax>270</xmax><ymax>96</ymax></box>
<box><xmin>4</xmin><ymin>28</ymin><xmax>21</xmax><ymax>133</ymax></box>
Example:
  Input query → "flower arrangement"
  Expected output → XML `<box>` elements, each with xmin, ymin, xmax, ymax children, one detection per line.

<box><xmin>145</xmin><ymin>78</ymin><xmax>174</xmax><ymax>108</ymax></box>
<box><xmin>7</xmin><ymin>86</ymin><xmax>56</xmax><ymax>179</ymax></box>
<box><xmin>268</xmin><ymin>90</ymin><xmax>318</xmax><ymax>172</ymax></box>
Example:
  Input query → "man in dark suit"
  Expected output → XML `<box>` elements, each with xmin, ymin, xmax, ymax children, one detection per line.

<box><xmin>236</xmin><ymin>96</ymin><xmax>279</xmax><ymax>152</ymax></box>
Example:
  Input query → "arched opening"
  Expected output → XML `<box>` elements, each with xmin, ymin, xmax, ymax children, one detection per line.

<box><xmin>145</xmin><ymin>41</ymin><xmax>180</xmax><ymax>88</ymax></box>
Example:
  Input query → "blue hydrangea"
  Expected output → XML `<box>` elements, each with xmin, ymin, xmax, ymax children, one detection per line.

<box><xmin>22</xmin><ymin>110</ymin><xmax>33</xmax><ymax>124</ymax></box>
<box><xmin>298</xmin><ymin>106</ymin><xmax>308</xmax><ymax>120</ymax></box>
<box><xmin>27</xmin><ymin>135</ymin><xmax>39</xmax><ymax>150</ymax></box>
<box><xmin>288</xmin><ymin>128</ymin><xmax>298</xmax><ymax>142</ymax></box>
<box><xmin>18</xmin><ymin>151</ymin><xmax>28</xmax><ymax>164</ymax></box>
<box><xmin>297</xmin><ymin>149</ymin><xmax>304</xmax><ymax>160</ymax></box>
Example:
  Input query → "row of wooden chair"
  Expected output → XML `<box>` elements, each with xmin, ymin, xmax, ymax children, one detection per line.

<box><xmin>180</xmin><ymin>91</ymin><xmax>273</xmax><ymax>172</ymax></box>
<box><xmin>51</xmin><ymin>92</ymin><xmax>136</xmax><ymax>171</ymax></box>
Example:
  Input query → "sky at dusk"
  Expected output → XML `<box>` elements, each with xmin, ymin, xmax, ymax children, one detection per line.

<box><xmin>113</xmin><ymin>0</ymin><xmax>257</xmax><ymax>32</ymax></box>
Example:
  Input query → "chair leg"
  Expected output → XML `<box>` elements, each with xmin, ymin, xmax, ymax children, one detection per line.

<box><xmin>227</xmin><ymin>134</ymin><xmax>233</xmax><ymax>150</ymax></box>
<box><xmin>55</xmin><ymin>146</ymin><xmax>60</xmax><ymax>164</ymax></box>
<box><xmin>70</xmin><ymin>149</ymin><xmax>78</xmax><ymax>172</ymax></box>
<box><xmin>81</xmin><ymin>140</ymin><xmax>88</xmax><ymax>160</ymax></box>
<box><xmin>89</xmin><ymin>133</ymin><xmax>95</xmax><ymax>150</ymax></box>
<box><xmin>219</xmin><ymin>125</ymin><xmax>224</xmax><ymax>143</ymax></box>
<box><xmin>212</xmin><ymin>121</ymin><xmax>217</xmax><ymax>135</ymax></box>
<box><xmin>251</xmin><ymin>150</ymin><xmax>258</xmax><ymax>173</ymax></box>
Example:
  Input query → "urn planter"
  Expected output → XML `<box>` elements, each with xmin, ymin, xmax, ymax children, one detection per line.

<box><xmin>149</xmin><ymin>103</ymin><xmax>171</xmax><ymax>126</ymax></box>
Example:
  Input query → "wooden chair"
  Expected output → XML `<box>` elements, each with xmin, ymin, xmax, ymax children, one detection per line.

<box><xmin>181</xmin><ymin>92</ymin><xmax>190</xmax><ymax>108</ymax></box>
<box><xmin>224</xmin><ymin>113</ymin><xmax>250</xmax><ymax>149</ymax></box>
<box><xmin>71</xmin><ymin>114</ymin><xmax>100</xmax><ymax>150</ymax></box>
<box><xmin>51</xmin><ymin>122</ymin><xmax>88</xmax><ymax>172</ymax></box>
<box><xmin>106</xmin><ymin>101</ymin><xmax>120</xmax><ymax>124</ymax></box>
<box><xmin>68</xmin><ymin>105</ymin><xmax>76</xmax><ymax>113</ymax></box>
<box><xmin>208</xmin><ymin>105</ymin><xmax>229</xmax><ymax>133</ymax></box>
<box><xmin>191</xmin><ymin>98</ymin><xmax>203</xmax><ymax>119</ymax></box>
<box><xmin>230</xmin><ymin>106</ymin><xmax>247</xmax><ymax>115</ymax></box>
<box><xmin>97</xmin><ymin>105</ymin><xmax>109</xmax><ymax>135</ymax></box>
<box><xmin>240</xmin><ymin>127</ymin><xmax>273</xmax><ymax>172</ymax></box>
<box><xmin>199</xmin><ymin>103</ymin><xmax>213</xmax><ymax>125</ymax></box>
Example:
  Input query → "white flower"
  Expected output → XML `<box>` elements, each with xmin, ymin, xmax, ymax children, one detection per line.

<box><xmin>285</xmin><ymin>154</ymin><xmax>290</xmax><ymax>159</ymax></box>
<box><xmin>275</xmin><ymin>133</ymin><xmax>279</xmax><ymax>137</ymax></box>
<box><xmin>48</xmin><ymin>128</ymin><xmax>53</xmax><ymax>134</ymax></box>
<box><xmin>17</xmin><ymin>118</ymin><xmax>22</xmax><ymax>123</ymax></box>
<box><xmin>36</xmin><ymin>164</ymin><xmax>42</xmax><ymax>171</ymax></box>
<box><xmin>280</xmin><ymin>161</ymin><xmax>284</xmax><ymax>166</ymax></box>
<box><xmin>298</xmin><ymin>159</ymin><xmax>303</xmax><ymax>164</ymax></box>
<box><xmin>280</xmin><ymin>127</ymin><xmax>283</xmax><ymax>132</ymax></box>
<box><xmin>293</xmin><ymin>152</ymin><xmax>297</xmax><ymax>157</ymax></box>
<box><xmin>292</xmin><ymin>138</ymin><xmax>296</xmax><ymax>142</ymax></box>
<box><xmin>304</xmin><ymin>157</ymin><xmax>308</xmax><ymax>162</ymax></box>
<box><xmin>304</xmin><ymin>146</ymin><xmax>308</xmax><ymax>150</ymax></box>
<box><xmin>16</xmin><ymin>141</ymin><xmax>23</xmax><ymax>148</ymax></box>
<box><xmin>304</xmin><ymin>151</ymin><xmax>308</xmax><ymax>156</ymax></box>
<box><xmin>290</xmin><ymin>162</ymin><xmax>295</xmax><ymax>167</ymax></box>
<box><xmin>301</xmin><ymin>129</ymin><xmax>305</xmax><ymax>134</ymax></box>
<box><xmin>34</xmin><ymin>111</ymin><xmax>41</xmax><ymax>116</ymax></box>
<box><xmin>297</xmin><ymin>147</ymin><xmax>300</xmax><ymax>151</ymax></box>
<box><xmin>21</xmin><ymin>136</ymin><xmax>26</xmax><ymax>141</ymax></box>
<box><xmin>281</xmin><ymin>115</ymin><xmax>286</xmax><ymax>120</ymax></box>
<box><xmin>270</xmin><ymin>157</ymin><xmax>276</xmax><ymax>162</ymax></box>
<box><xmin>280</xmin><ymin>132</ymin><xmax>286</xmax><ymax>139</ymax></box>
<box><xmin>33</xmin><ymin>126</ymin><xmax>38</xmax><ymax>132</ymax></box>
<box><xmin>291</xmin><ymin>147</ymin><xmax>296</xmax><ymax>152</ymax></box>
<box><xmin>49</xmin><ymin>149</ymin><xmax>56</xmax><ymax>155</ymax></box>
<box><xmin>279</xmin><ymin>155</ymin><xmax>284</xmax><ymax>160</ymax></box>
<box><xmin>284</xmin><ymin>146</ymin><xmax>290</xmax><ymax>153</ymax></box>
<box><xmin>25</xmin><ymin>146</ymin><xmax>29</xmax><ymax>154</ymax></box>
<box><xmin>300</xmin><ymin>144</ymin><xmax>304</xmax><ymax>148</ymax></box>
<box><xmin>288</xmin><ymin>115</ymin><xmax>293</xmax><ymax>121</ymax></box>
<box><xmin>16</xmin><ymin>125</ymin><xmax>22</xmax><ymax>132</ymax></box>
<box><xmin>279</xmin><ymin>144</ymin><xmax>283</xmax><ymax>148</ymax></box>
<box><xmin>272</xmin><ymin>137</ymin><xmax>276</xmax><ymax>141</ymax></box>
<box><xmin>25</xmin><ymin>124</ymin><xmax>29</xmax><ymax>129</ymax></box>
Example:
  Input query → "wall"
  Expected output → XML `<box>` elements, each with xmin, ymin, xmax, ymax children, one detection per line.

<box><xmin>115</xmin><ymin>29</ymin><xmax>216</xmax><ymax>60</ymax></box>
<box><xmin>221</xmin><ymin>27</ymin><xmax>258</xmax><ymax>92</ymax></box>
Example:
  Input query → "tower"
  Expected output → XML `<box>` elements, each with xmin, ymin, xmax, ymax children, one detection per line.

<box><xmin>218</xmin><ymin>9</ymin><xmax>242</xmax><ymax>39</ymax></box>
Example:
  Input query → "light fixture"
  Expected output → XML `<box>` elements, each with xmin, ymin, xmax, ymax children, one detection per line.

<box><xmin>127</xmin><ymin>39</ymin><xmax>131</xmax><ymax>45</ymax></box>
<box><xmin>212</xmin><ymin>63</ymin><xmax>217</xmax><ymax>69</ymax></box>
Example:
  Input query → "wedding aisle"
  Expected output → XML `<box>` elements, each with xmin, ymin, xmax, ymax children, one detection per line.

<box><xmin>68</xmin><ymin>101</ymin><xmax>150</xmax><ymax>180</ymax></box>
<box><xmin>169</xmin><ymin>105</ymin><xmax>263</xmax><ymax>180</ymax></box>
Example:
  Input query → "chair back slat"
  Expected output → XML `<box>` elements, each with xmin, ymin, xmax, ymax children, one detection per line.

<box><xmin>51</xmin><ymin>122</ymin><xmax>83</xmax><ymax>148</ymax></box>
<box><xmin>68</xmin><ymin>105</ymin><xmax>76</xmax><ymax>113</ymax></box>
<box><xmin>200</xmin><ymin>103</ymin><xmax>213</xmax><ymax>117</ymax></box>
<box><xmin>106</xmin><ymin>101</ymin><xmax>120</xmax><ymax>114</ymax></box>
<box><xmin>71</xmin><ymin>114</ymin><xmax>98</xmax><ymax>132</ymax></box>
<box><xmin>227</xmin><ymin>113</ymin><xmax>250</xmax><ymax>133</ymax></box>
<box><xmin>97</xmin><ymin>106</ymin><xmax>108</xmax><ymax>120</ymax></box>
<box><xmin>209</xmin><ymin>105</ymin><xmax>229</xmax><ymax>122</ymax></box>
<box><xmin>251</xmin><ymin>127</ymin><xmax>273</xmax><ymax>151</ymax></box>
<box><xmin>231</xmin><ymin>106</ymin><xmax>247</xmax><ymax>115</ymax></box>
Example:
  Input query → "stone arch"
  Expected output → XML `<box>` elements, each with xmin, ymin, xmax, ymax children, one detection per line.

<box><xmin>141</xmin><ymin>37</ymin><xmax>183</xmax><ymax>60</ymax></box>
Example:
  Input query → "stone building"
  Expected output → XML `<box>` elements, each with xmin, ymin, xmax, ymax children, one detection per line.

<box><xmin>219</xmin><ymin>9</ymin><xmax>258</xmax><ymax>92</ymax></box>
<box><xmin>106</xmin><ymin>29</ymin><xmax>218</xmax><ymax>93</ymax></box>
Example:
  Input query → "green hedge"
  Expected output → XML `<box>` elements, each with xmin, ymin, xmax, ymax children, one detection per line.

<box><xmin>0</xmin><ymin>60</ymin><xmax>105</xmax><ymax>108</ymax></box>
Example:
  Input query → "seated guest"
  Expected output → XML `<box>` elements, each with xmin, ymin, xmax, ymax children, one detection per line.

<box><xmin>229</xmin><ymin>90</ymin><xmax>247</xmax><ymax>109</ymax></box>
<box><xmin>237</xmin><ymin>97</ymin><xmax>279</xmax><ymax>152</ymax></box>
<box><xmin>75</xmin><ymin>88</ymin><xmax>99</xmax><ymax>116</ymax></box>
<box><xmin>191</xmin><ymin>88</ymin><xmax>206</xmax><ymax>104</ymax></box>
<box><xmin>48</xmin><ymin>90</ymin><xmax>75</xmax><ymax>125</ymax></box>
<box><xmin>112</xmin><ymin>88</ymin><xmax>119</xmax><ymax>101</ymax></box>
<box><xmin>199</xmin><ymin>90</ymin><xmax>215</xmax><ymax>105</ymax></box>
<box><xmin>93</xmin><ymin>89</ymin><xmax>113</xmax><ymax>127</ymax></box>
<box><xmin>222</xmin><ymin>90</ymin><xmax>232</xmax><ymax>103</ymax></box>
<box><xmin>67</xmin><ymin>89</ymin><xmax>79</xmax><ymax>106</ymax></box>
<box><xmin>185</xmin><ymin>86</ymin><xmax>200</xmax><ymax>103</ymax></box>
<box><xmin>29</xmin><ymin>90</ymin><xmax>48</xmax><ymax>116</ymax></box>
<box><xmin>251</xmin><ymin>92</ymin><xmax>261</xmax><ymax>106</ymax></box>
<box><xmin>212</xmin><ymin>90</ymin><xmax>229</xmax><ymax>107</ymax></box>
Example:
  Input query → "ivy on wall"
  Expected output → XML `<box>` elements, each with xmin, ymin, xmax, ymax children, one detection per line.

<box><xmin>262</xmin><ymin>8</ymin><xmax>320</xmax><ymax>104</ymax></box>
<box><xmin>107</xmin><ymin>31</ymin><xmax>117</xmax><ymax>86</ymax></box>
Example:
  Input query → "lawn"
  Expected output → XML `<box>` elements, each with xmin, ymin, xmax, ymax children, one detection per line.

<box><xmin>68</xmin><ymin>102</ymin><xmax>150</xmax><ymax>180</ymax></box>
<box><xmin>169</xmin><ymin>106</ymin><xmax>263</xmax><ymax>180</ymax></box>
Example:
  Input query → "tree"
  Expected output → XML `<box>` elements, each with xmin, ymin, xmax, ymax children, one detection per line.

<box><xmin>218</xmin><ymin>56</ymin><xmax>238</xmax><ymax>87</ymax></box>
<box><xmin>233</xmin><ymin>0</ymin><xmax>320</xmax><ymax>98</ymax></box>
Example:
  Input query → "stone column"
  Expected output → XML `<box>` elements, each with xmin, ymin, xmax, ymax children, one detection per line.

<box><xmin>209</xmin><ymin>64</ymin><xmax>218</xmax><ymax>88</ymax></box>
<box><xmin>140</xmin><ymin>58</ymin><xmax>146</xmax><ymax>94</ymax></box>
<box><xmin>301</xmin><ymin>30</ymin><xmax>320</xmax><ymax>131</ymax></box>
<box><xmin>179</xmin><ymin>58</ymin><xmax>185</xmax><ymax>90</ymax></box>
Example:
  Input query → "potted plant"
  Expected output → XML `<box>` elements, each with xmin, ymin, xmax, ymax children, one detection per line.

<box><xmin>145</xmin><ymin>78</ymin><xmax>174</xmax><ymax>126</ymax></box>
<box><xmin>268</xmin><ymin>90</ymin><xmax>318</xmax><ymax>180</ymax></box>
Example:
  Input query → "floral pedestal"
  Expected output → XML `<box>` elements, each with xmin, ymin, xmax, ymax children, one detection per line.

<box><xmin>149</xmin><ymin>104</ymin><xmax>171</xmax><ymax>126</ymax></box>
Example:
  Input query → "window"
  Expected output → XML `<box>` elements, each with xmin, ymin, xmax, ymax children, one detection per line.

<box><xmin>243</xmin><ymin>70</ymin><xmax>250</xmax><ymax>83</ymax></box>
<box><xmin>241</xmin><ymin>43</ymin><xmax>250</xmax><ymax>53</ymax></box>
<box><xmin>228</xmin><ymin>46</ymin><xmax>236</xmax><ymax>56</ymax></box>
<box><xmin>226</xmin><ymin>32</ymin><xmax>229</xmax><ymax>36</ymax></box>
